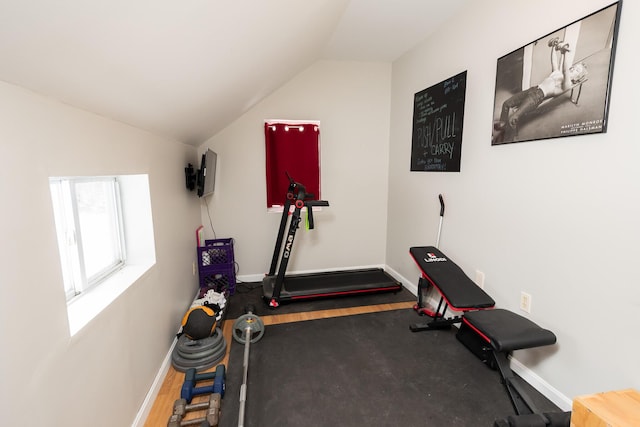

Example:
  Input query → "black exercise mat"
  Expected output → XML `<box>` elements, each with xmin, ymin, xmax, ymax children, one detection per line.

<box><xmin>226</xmin><ymin>281</ymin><xmax>415</xmax><ymax>319</ymax></box>
<box><xmin>219</xmin><ymin>308</ymin><xmax>560</xmax><ymax>427</ymax></box>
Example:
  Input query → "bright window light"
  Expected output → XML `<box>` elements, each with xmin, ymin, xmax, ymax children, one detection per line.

<box><xmin>50</xmin><ymin>174</ymin><xmax>156</xmax><ymax>335</ymax></box>
<box><xmin>50</xmin><ymin>177</ymin><xmax>125</xmax><ymax>301</ymax></box>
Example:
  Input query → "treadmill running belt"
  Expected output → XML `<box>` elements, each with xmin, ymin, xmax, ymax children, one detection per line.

<box><xmin>262</xmin><ymin>268</ymin><xmax>401</xmax><ymax>300</ymax></box>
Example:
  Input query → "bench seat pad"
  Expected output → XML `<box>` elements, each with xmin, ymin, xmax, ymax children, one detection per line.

<box><xmin>463</xmin><ymin>309</ymin><xmax>556</xmax><ymax>352</ymax></box>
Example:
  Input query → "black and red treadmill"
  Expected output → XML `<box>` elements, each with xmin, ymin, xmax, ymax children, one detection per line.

<box><xmin>262</xmin><ymin>175</ymin><xmax>401</xmax><ymax>308</ymax></box>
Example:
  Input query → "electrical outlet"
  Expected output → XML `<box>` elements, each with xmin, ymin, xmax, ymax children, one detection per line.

<box><xmin>520</xmin><ymin>292</ymin><xmax>532</xmax><ymax>313</ymax></box>
<box><xmin>192</xmin><ymin>261</ymin><xmax>197</xmax><ymax>276</ymax></box>
<box><xmin>475</xmin><ymin>270</ymin><xmax>485</xmax><ymax>289</ymax></box>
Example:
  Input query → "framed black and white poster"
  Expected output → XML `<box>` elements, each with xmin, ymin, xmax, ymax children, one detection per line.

<box><xmin>411</xmin><ymin>70</ymin><xmax>466</xmax><ymax>172</ymax></box>
<box><xmin>491</xmin><ymin>1</ymin><xmax>622</xmax><ymax>145</ymax></box>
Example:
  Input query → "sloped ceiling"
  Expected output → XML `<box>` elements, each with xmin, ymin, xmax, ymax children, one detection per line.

<box><xmin>0</xmin><ymin>0</ymin><xmax>467</xmax><ymax>145</ymax></box>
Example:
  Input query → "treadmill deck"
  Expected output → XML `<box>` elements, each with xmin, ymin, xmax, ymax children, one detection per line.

<box><xmin>263</xmin><ymin>268</ymin><xmax>402</xmax><ymax>302</ymax></box>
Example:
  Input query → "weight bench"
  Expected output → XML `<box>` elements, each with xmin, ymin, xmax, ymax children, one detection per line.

<box><xmin>457</xmin><ymin>309</ymin><xmax>557</xmax><ymax>416</ymax></box>
<box><xmin>409</xmin><ymin>246</ymin><xmax>495</xmax><ymax>331</ymax></box>
<box><xmin>409</xmin><ymin>246</ymin><xmax>562</xmax><ymax>419</ymax></box>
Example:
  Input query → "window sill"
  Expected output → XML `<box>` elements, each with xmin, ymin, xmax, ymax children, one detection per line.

<box><xmin>267</xmin><ymin>205</ymin><xmax>287</xmax><ymax>214</ymax></box>
<box><xmin>67</xmin><ymin>261</ymin><xmax>154</xmax><ymax>336</ymax></box>
<box><xmin>267</xmin><ymin>205</ymin><xmax>323</xmax><ymax>214</ymax></box>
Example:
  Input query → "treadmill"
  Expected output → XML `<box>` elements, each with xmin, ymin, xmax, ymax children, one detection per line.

<box><xmin>263</xmin><ymin>174</ymin><xmax>402</xmax><ymax>308</ymax></box>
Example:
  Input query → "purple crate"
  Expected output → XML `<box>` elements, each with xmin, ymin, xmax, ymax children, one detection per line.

<box><xmin>198</xmin><ymin>238</ymin><xmax>235</xmax><ymax>268</ymax></box>
<box><xmin>199</xmin><ymin>264</ymin><xmax>236</xmax><ymax>295</ymax></box>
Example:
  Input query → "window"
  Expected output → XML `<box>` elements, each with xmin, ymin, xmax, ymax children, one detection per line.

<box><xmin>49</xmin><ymin>177</ymin><xmax>125</xmax><ymax>301</ymax></box>
<box><xmin>265</xmin><ymin>120</ymin><xmax>321</xmax><ymax>208</ymax></box>
<box><xmin>50</xmin><ymin>174</ymin><xmax>155</xmax><ymax>335</ymax></box>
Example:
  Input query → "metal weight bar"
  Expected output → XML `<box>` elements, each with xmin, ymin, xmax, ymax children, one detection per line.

<box><xmin>232</xmin><ymin>306</ymin><xmax>264</xmax><ymax>427</ymax></box>
<box><xmin>238</xmin><ymin>323</ymin><xmax>251</xmax><ymax>427</ymax></box>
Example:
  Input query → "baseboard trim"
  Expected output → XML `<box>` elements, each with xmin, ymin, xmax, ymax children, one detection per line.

<box><xmin>237</xmin><ymin>273</ymin><xmax>264</xmax><ymax>283</ymax></box>
<box><xmin>509</xmin><ymin>356</ymin><xmax>572</xmax><ymax>411</ymax></box>
<box><xmin>131</xmin><ymin>337</ymin><xmax>177</xmax><ymax>426</ymax></box>
<box><xmin>382</xmin><ymin>265</ymin><xmax>418</xmax><ymax>295</ymax></box>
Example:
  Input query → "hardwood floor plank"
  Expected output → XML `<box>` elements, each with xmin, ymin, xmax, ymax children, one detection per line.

<box><xmin>143</xmin><ymin>321</ymin><xmax>234</xmax><ymax>427</ymax></box>
<box><xmin>260</xmin><ymin>301</ymin><xmax>415</xmax><ymax>325</ymax></box>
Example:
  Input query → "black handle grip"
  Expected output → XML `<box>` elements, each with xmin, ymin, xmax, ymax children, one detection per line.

<box><xmin>307</xmin><ymin>205</ymin><xmax>315</xmax><ymax>229</ymax></box>
<box><xmin>303</xmin><ymin>200</ymin><xmax>329</xmax><ymax>229</ymax></box>
<box><xmin>306</xmin><ymin>200</ymin><xmax>330</xmax><ymax>207</ymax></box>
<box><xmin>439</xmin><ymin>194</ymin><xmax>445</xmax><ymax>217</ymax></box>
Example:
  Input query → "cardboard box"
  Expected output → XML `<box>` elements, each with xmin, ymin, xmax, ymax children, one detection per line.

<box><xmin>571</xmin><ymin>389</ymin><xmax>640</xmax><ymax>427</ymax></box>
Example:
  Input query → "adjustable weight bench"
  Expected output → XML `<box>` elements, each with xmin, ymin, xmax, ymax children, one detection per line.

<box><xmin>409</xmin><ymin>246</ymin><xmax>564</xmax><ymax>421</ymax></box>
<box><xmin>457</xmin><ymin>309</ymin><xmax>557</xmax><ymax>416</ymax></box>
<box><xmin>409</xmin><ymin>246</ymin><xmax>495</xmax><ymax>331</ymax></box>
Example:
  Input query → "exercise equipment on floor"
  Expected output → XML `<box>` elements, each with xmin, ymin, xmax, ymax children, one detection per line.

<box><xmin>167</xmin><ymin>393</ymin><xmax>221</xmax><ymax>427</ymax></box>
<box><xmin>172</xmin><ymin>328</ymin><xmax>227</xmax><ymax>373</ymax></box>
<box><xmin>409</xmin><ymin>195</ymin><xmax>568</xmax><ymax>423</ymax></box>
<box><xmin>410</xmin><ymin>195</ymin><xmax>495</xmax><ymax>324</ymax></box>
<box><xmin>181</xmin><ymin>305</ymin><xmax>219</xmax><ymax>340</ymax></box>
<box><xmin>172</xmin><ymin>290</ymin><xmax>228</xmax><ymax>372</ymax></box>
<box><xmin>181</xmin><ymin>365</ymin><xmax>226</xmax><ymax>404</ymax></box>
<box><xmin>232</xmin><ymin>305</ymin><xmax>265</xmax><ymax>427</ymax></box>
<box><xmin>263</xmin><ymin>173</ymin><xmax>402</xmax><ymax>308</ymax></box>
<box><xmin>409</xmin><ymin>245</ymin><xmax>496</xmax><ymax>330</ymax></box>
<box><xmin>409</xmin><ymin>246</ymin><xmax>564</xmax><ymax>419</ymax></box>
<box><xmin>493</xmin><ymin>411</ymin><xmax>571</xmax><ymax>427</ymax></box>
<box><xmin>456</xmin><ymin>309</ymin><xmax>558</xmax><ymax>415</ymax></box>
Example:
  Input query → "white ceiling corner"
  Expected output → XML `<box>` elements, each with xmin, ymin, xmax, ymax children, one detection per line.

<box><xmin>0</xmin><ymin>0</ymin><xmax>467</xmax><ymax>145</ymax></box>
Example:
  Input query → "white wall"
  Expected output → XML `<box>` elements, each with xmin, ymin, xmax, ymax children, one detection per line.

<box><xmin>200</xmin><ymin>60</ymin><xmax>393</xmax><ymax>277</ymax></box>
<box><xmin>387</xmin><ymin>0</ymin><xmax>639</xmax><ymax>407</ymax></box>
<box><xmin>0</xmin><ymin>82</ymin><xmax>201</xmax><ymax>426</ymax></box>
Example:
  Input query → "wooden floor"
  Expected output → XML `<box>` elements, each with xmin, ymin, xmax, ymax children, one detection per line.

<box><xmin>143</xmin><ymin>301</ymin><xmax>414</xmax><ymax>426</ymax></box>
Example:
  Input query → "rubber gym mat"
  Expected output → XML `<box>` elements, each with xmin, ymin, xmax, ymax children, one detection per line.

<box><xmin>225</xmin><ymin>281</ymin><xmax>415</xmax><ymax>319</ymax></box>
<box><xmin>219</xmin><ymin>308</ymin><xmax>561</xmax><ymax>427</ymax></box>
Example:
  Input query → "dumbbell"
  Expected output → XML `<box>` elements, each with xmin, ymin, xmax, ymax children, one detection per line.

<box><xmin>547</xmin><ymin>37</ymin><xmax>560</xmax><ymax>47</ymax></box>
<box><xmin>167</xmin><ymin>393</ymin><xmax>221</xmax><ymax>427</ymax></box>
<box><xmin>180</xmin><ymin>364</ymin><xmax>226</xmax><ymax>403</ymax></box>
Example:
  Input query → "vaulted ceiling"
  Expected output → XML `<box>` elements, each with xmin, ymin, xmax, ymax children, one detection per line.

<box><xmin>0</xmin><ymin>0</ymin><xmax>467</xmax><ymax>145</ymax></box>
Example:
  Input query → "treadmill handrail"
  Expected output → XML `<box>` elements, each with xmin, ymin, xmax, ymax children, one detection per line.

<box><xmin>268</xmin><ymin>176</ymin><xmax>330</xmax><ymax>306</ymax></box>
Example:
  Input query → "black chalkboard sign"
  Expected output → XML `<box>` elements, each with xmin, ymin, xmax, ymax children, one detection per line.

<box><xmin>411</xmin><ymin>71</ymin><xmax>467</xmax><ymax>172</ymax></box>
